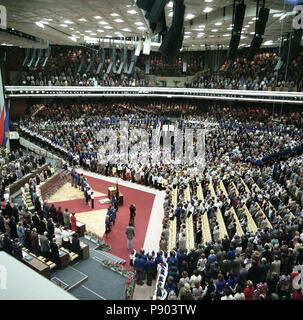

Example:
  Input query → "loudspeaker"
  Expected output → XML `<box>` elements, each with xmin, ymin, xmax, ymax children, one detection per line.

<box><xmin>233</xmin><ymin>3</ymin><xmax>246</xmax><ymax>33</ymax></box>
<box><xmin>137</xmin><ymin>0</ymin><xmax>155</xmax><ymax>12</ymax></box>
<box><xmin>227</xmin><ymin>34</ymin><xmax>240</xmax><ymax>59</ymax></box>
<box><xmin>146</xmin><ymin>0</ymin><xmax>167</xmax><ymax>23</ymax></box>
<box><xmin>248</xmin><ymin>35</ymin><xmax>263</xmax><ymax>60</ymax></box>
<box><xmin>255</xmin><ymin>8</ymin><xmax>269</xmax><ymax>36</ymax></box>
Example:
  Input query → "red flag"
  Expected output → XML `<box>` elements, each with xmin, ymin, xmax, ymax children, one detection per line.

<box><xmin>0</xmin><ymin>106</ymin><xmax>6</xmax><ymax>146</ymax></box>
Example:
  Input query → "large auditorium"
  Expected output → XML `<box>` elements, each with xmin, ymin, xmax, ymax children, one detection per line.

<box><xmin>0</xmin><ymin>0</ymin><xmax>303</xmax><ymax>307</ymax></box>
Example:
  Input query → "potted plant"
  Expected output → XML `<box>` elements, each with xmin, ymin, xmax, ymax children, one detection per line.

<box><xmin>84</xmin><ymin>231</ymin><xmax>91</xmax><ymax>240</ymax></box>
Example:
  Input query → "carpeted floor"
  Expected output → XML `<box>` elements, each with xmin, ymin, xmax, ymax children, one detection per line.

<box><xmin>50</xmin><ymin>175</ymin><xmax>155</xmax><ymax>268</ymax></box>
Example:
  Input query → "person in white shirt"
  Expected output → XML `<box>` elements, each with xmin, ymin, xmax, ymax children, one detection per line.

<box><xmin>61</xmin><ymin>227</ymin><xmax>71</xmax><ymax>250</ymax></box>
<box><xmin>90</xmin><ymin>191</ymin><xmax>95</xmax><ymax>209</ymax></box>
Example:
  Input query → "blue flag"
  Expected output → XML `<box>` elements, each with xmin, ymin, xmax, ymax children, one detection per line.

<box><xmin>2</xmin><ymin>100</ymin><xmax>9</xmax><ymax>147</ymax></box>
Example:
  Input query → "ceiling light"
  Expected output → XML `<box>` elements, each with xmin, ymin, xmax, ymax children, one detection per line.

<box><xmin>167</xmin><ymin>1</ymin><xmax>173</xmax><ymax>7</ymax></box>
<box><xmin>168</xmin><ymin>11</ymin><xmax>173</xmax><ymax>17</ymax></box>
<box><xmin>114</xmin><ymin>19</ymin><xmax>124</xmax><ymax>23</ymax></box>
<box><xmin>250</xmin><ymin>31</ymin><xmax>255</xmax><ymax>34</ymax></box>
<box><xmin>223</xmin><ymin>34</ymin><xmax>229</xmax><ymax>36</ymax></box>
<box><xmin>60</xmin><ymin>24</ymin><xmax>68</xmax><ymax>27</ymax></box>
<box><xmin>200</xmin><ymin>44</ymin><xmax>205</xmax><ymax>47</ymax></box>
<box><xmin>85</xmin><ymin>30</ymin><xmax>92</xmax><ymax>33</ymax></box>
<box><xmin>127</xmin><ymin>10</ymin><xmax>138</xmax><ymax>14</ymax></box>
<box><xmin>248</xmin><ymin>21</ymin><xmax>254</xmax><ymax>24</ymax></box>
<box><xmin>137</xmin><ymin>26</ymin><xmax>146</xmax><ymax>30</ymax></box>
<box><xmin>279</xmin><ymin>13</ymin><xmax>287</xmax><ymax>20</ymax></box>
<box><xmin>241</xmin><ymin>35</ymin><xmax>247</xmax><ymax>39</ymax></box>
<box><xmin>273</xmin><ymin>13</ymin><xmax>283</xmax><ymax>17</ymax></box>
<box><xmin>94</xmin><ymin>16</ymin><xmax>102</xmax><ymax>19</ymax></box>
<box><xmin>69</xmin><ymin>27</ymin><xmax>74</xmax><ymax>30</ymax></box>
<box><xmin>106</xmin><ymin>35</ymin><xmax>112</xmax><ymax>38</ymax></box>
<box><xmin>244</xmin><ymin>25</ymin><xmax>249</xmax><ymax>27</ymax></box>
<box><xmin>78</xmin><ymin>18</ymin><xmax>87</xmax><ymax>22</ymax></box>
<box><xmin>205</xmin><ymin>0</ymin><xmax>213</xmax><ymax>2</ymax></box>
<box><xmin>99</xmin><ymin>21</ymin><xmax>108</xmax><ymax>25</ymax></box>
<box><xmin>184</xmin><ymin>35</ymin><xmax>191</xmax><ymax>38</ymax></box>
<box><xmin>215</xmin><ymin>22</ymin><xmax>222</xmax><ymax>26</ymax></box>
<box><xmin>185</xmin><ymin>31</ymin><xmax>192</xmax><ymax>34</ymax></box>
<box><xmin>227</xmin><ymin>27</ymin><xmax>233</xmax><ymax>30</ymax></box>
<box><xmin>198</xmin><ymin>25</ymin><xmax>205</xmax><ymax>28</ymax></box>
<box><xmin>203</xmin><ymin>7</ymin><xmax>213</xmax><ymax>13</ymax></box>
<box><xmin>115</xmin><ymin>32</ymin><xmax>122</xmax><ymax>35</ymax></box>
<box><xmin>211</xmin><ymin>29</ymin><xmax>218</xmax><ymax>32</ymax></box>
<box><xmin>134</xmin><ymin>22</ymin><xmax>144</xmax><ymax>25</ymax></box>
<box><xmin>122</xmin><ymin>28</ymin><xmax>131</xmax><ymax>32</ymax></box>
<box><xmin>35</xmin><ymin>21</ymin><xmax>45</xmax><ymax>28</ymax></box>
<box><xmin>90</xmin><ymin>33</ymin><xmax>97</xmax><ymax>35</ymax></box>
<box><xmin>75</xmin><ymin>31</ymin><xmax>80</xmax><ymax>33</ymax></box>
<box><xmin>264</xmin><ymin>40</ymin><xmax>273</xmax><ymax>45</ymax></box>
<box><xmin>209</xmin><ymin>35</ymin><xmax>215</xmax><ymax>37</ymax></box>
<box><xmin>45</xmin><ymin>18</ymin><xmax>53</xmax><ymax>21</ymax></box>
<box><xmin>68</xmin><ymin>36</ymin><xmax>77</xmax><ymax>42</ymax></box>
<box><xmin>110</xmin><ymin>13</ymin><xmax>119</xmax><ymax>16</ymax></box>
<box><xmin>97</xmin><ymin>29</ymin><xmax>104</xmax><ymax>32</ymax></box>
<box><xmin>186</xmin><ymin>14</ymin><xmax>195</xmax><ymax>20</ymax></box>
<box><xmin>252</xmin><ymin>17</ymin><xmax>257</xmax><ymax>20</ymax></box>
<box><xmin>197</xmin><ymin>34</ymin><xmax>204</xmax><ymax>38</ymax></box>
<box><xmin>104</xmin><ymin>26</ymin><xmax>113</xmax><ymax>29</ymax></box>
<box><xmin>64</xmin><ymin>20</ymin><xmax>73</xmax><ymax>24</ymax></box>
<box><xmin>40</xmin><ymin>21</ymin><xmax>49</xmax><ymax>25</ymax></box>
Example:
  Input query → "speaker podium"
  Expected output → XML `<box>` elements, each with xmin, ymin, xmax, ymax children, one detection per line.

<box><xmin>107</xmin><ymin>186</ymin><xmax>124</xmax><ymax>206</ymax></box>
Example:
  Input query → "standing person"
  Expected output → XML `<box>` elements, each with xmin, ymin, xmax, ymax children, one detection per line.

<box><xmin>9</xmin><ymin>216</ymin><xmax>18</xmax><ymax>240</ymax></box>
<box><xmin>70</xmin><ymin>212</ymin><xmax>77</xmax><ymax>232</ymax></box>
<box><xmin>125</xmin><ymin>223</ymin><xmax>135</xmax><ymax>250</ymax></box>
<box><xmin>12</xmin><ymin>238</ymin><xmax>23</xmax><ymax>261</ymax></box>
<box><xmin>42</xmin><ymin>201</ymin><xmax>50</xmax><ymax>220</ymax></box>
<box><xmin>30</xmin><ymin>228</ymin><xmax>39</xmax><ymax>256</ymax></box>
<box><xmin>17</xmin><ymin>222</ymin><xmax>25</xmax><ymax>245</ymax></box>
<box><xmin>49</xmin><ymin>204</ymin><xmax>57</xmax><ymax>223</ymax></box>
<box><xmin>47</xmin><ymin>218</ymin><xmax>55</xmax><ymax>240</ymax></box>
<box><xmin>40</xmin><ymin>231</ymin><xmax>50</xmax><ymax>259</ymax></box>
<box><xmin>54</xmin><ymin>223</ymin><xmax>63</xmax><ymax>247</ymax></box>
<box><xmin>87</xmin><ymin>187</ymin><xmax>91</xmax><ymax>207</ymax></box>
<box><xmin>50</xmin><ymin>238</ymin><xmax>61</xmax><ymax>269</ymax></box>
<box><xmin>105</xmin><ymin>215</ymin><xmax>111</xmax><ymax>239</ymax></box>
<box><xmin>63</xmin><ymin>208</ymin><xmax>71</xmax><ymax>229</ymax></box>
<box><xmin>0</xmin><ymin>210</ymin><xmax>5</xmax><ymax>234</ymax></box>
<box><xmin>62</xmin><ymin>227</ymin><xmax>71</xmax><ymax>250</ymax></box>
<box><xmin>90</xmin><ymin>191</ymin><xmax>95</xmax><ymax>209</ymax></box>
<box><xmin>129</xmin><ymin>204</ymin><xmax>136</xmax><ymax>226</ymax></box>
<box><xmin>56</xmin><ymin>207</ymin><xmax>64</xmax><ymax>226</ymax></box>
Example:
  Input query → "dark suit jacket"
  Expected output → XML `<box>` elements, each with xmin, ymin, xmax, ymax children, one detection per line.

<box><xmin>3</xmin><ymin>237</ymin><xmax>12</xmax><ymax>254</ymax></box>
<box><xmin>50</xmin><ymin>242</ymin><xmax>59</xmax><ymax>260</ymax></box>
<box><xmin>12</xmin><ymin>242</ymin><xmax>23</xmax><ymax>260</ymax></box>
<box><xmin>72</xmin><ymin>237</ymin><xmax>80</xmax><ymax>254</ymax></box>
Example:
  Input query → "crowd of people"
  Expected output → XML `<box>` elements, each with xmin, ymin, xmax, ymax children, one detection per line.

<box><xmin>17</xmin><ymin>46</ymin><xmax>303</xmax><ymax>91</ymax></box>
<box><xmin>187</xmin><ymin>51</ymin><xmax>303</xmax><ymax>91</ymax></box>
<box><xmin>4</xmin><ymin>98</ymin><xmax>303</xmax><ymax>300</ymax></box>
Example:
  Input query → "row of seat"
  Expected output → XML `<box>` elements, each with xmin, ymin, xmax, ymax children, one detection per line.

<box><xmin>209</xmin><ymin>183</ymin><xmax>229</xmax><ymax>239</ymax></box>
<box><xmin>197</xmin><ymin>184</ymin><xmax>212</xmax><ymax>245</ymax></box>
<box><xmin>184</xmin><ymin>185</ymin><xmax>195</xmax><ymax>250</ymax></box>
<box><xmin>219</xmin><ymin>180</ymin><xmax>244</xmax><ymax>236</ymax></box>
<box><xmin>167</xmin><ymin>186</ymin><xmax>178</xmax><ymax>252</ymax></box>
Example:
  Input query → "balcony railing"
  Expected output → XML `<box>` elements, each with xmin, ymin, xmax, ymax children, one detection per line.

<box><xmin>5</xmin><ymin>86</ymin><xmax>303</xmax><ymax>104</ymax></box>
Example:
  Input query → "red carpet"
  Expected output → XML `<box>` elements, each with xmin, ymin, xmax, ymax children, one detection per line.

<box><xmin>51</xmin><ymin>175</ymin><xmax>155</xmax><ymax>267</ymax></box>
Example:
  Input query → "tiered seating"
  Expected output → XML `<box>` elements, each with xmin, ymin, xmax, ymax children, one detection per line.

<box><xmin>241</xmin><ymin>178</ymin><xmax>273</xmax><ymax>229</ymax></box>
<box><xmin>167</xmin><ymin>186</ymin><xmax>178</xmax><ymax>252</ymax></box>
<box><xmin>197</xmin><ymin>184</ymin><xmax>212</xmax><ymax>245</ymax></box>
<box><xmin>60</xmin><ymin>247</ymin><xmax>79</xmax><ymax>263</ymax></box>
<box><xmin>21</xmin><ymin>184</ymin><xmax>34</xmax><ymax>212</ymax></box>
<box><xmin>184</xmin><ymin>185</ymin><xmax>195</xmax><ymax>250</ymax></box>
<box><xmin>229</xmin><ymin>179</ymin><xmax>258</xmax><ymax>233</ymax></box>
<box><xmin>209</xmin><ymin>183</ymin><xmax>228</xmax><ymax>239</ymax></box>
<box><xmin>219</xmin><ymin>181</ymin><xmax>244</xmax><ymax>236</ymax></box>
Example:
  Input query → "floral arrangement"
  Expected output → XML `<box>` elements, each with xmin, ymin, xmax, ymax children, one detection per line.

<box><xmin>55</xmin><ymin>280</ymin><xmax>68</xmax><ymax>290</ymax></box>
<box><xmin>84</xmin><ymin>230</ymin><xmax>112</xmax><ymax>251</ymax></box>
<box><xmin>42</xmin><ymin>171</ymin><xmax>70</xmax><ymax>200</ymax></box>
<box><xmin>101</xmin><ymin>259</ymin><xmax>135</xmax><ymax>300</ymax></box>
